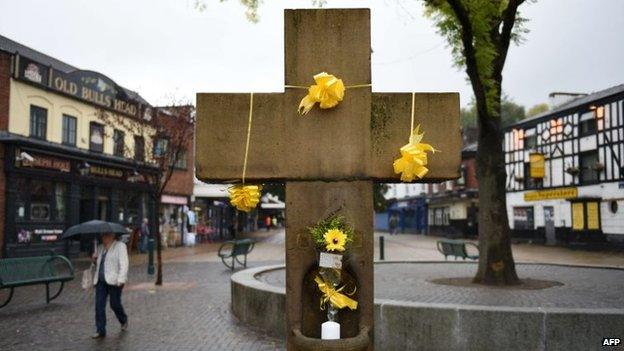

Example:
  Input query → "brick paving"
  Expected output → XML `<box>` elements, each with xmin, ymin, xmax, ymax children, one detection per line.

<box><xmin>0</xmin><ymin>260</ymin><xmax>285</xmax><ymax>351</ymax></box>
<box><xmin>258</xmin><ymin>262</ymin><xmax>624</xmax><ymax>309</ymax></box>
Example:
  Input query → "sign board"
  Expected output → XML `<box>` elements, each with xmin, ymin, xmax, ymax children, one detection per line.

<box><xmin>529</xmin><ymin>153</ymin><xmax>545</xmax><ymax>178</ymax></box>
<box><xmin>89</xmin><ymin>165</ymin><xmax>125</xmax><ymax>179</ymax></box>
<box><xmin>17</xmin><ymin>55</ymin><xmax>151</xmax><ymax>120</ymax></box>
<box><xmin>524</xmin><ymin>187</ymin><xmax>578</xmax><ymax>201</ymax></box>
<box><xmin>572</xmin><ymin>202</ymin><xmax>585</xmax><ymax>230</ymax></box>
<box><xmin>18</xmin><ymin>151</ymin><xmax>71</xmax><ymax>172</ymax></box>
<box><xmin>586</xmin><ymin>202</ymin><xmax>600</xmax><ymax>230</ymax></box>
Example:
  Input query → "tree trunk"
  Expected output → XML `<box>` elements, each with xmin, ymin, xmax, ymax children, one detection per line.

<box><xmin>155</xmin><ymin>227</ymin><xmax>163</xmax><ymax>285</ymax></box>
<box><xmin>473</xmin><ymin>100</ymin><xmax>520</xmax><ymax>285</ymax></box>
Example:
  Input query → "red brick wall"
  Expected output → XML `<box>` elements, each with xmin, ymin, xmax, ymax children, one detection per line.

<box><xmin>0</xmin><ymin>52</ymin><xmax>10</xmax><ymax>256</ymax></box>
<box><xmin>156</xmin><ymin>107</ymin><xmax>195</xmax><ymax>198</ymax></box>
<box><xmin>463</xmin><ymin>157</ymin><xmax>479</xmax><ymax>189</ymax></box>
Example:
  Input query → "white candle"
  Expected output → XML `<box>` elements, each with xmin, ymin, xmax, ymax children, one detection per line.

<box><xmin>321</xmin><ymin>321</ymin><xmax>340</xmax><ymax>340</ymax></box>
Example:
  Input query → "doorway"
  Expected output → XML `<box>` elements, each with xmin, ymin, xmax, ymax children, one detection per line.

<box><xmin>544</xmin><ymin>206</ymin><xmax>555</xmax><ymax>245</ymax></box>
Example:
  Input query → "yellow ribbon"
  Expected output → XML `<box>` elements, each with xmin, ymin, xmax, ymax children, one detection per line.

<box><xmin>314</xmin><ymin>275</ymin><xmax>358</xmax><ymax>311</ymax></box>
<box><xmin>229</xmin><ymin>184</ymin><xmax>262</xmax><ymax>213</ymax></box>
<box><xmin>228</xmin><ymin>93</ymin><xmax>262</xmax><ymax>212</ymax></box>
<box><xmin>392</xmin><ymin>93</ymin><xmax>437</xmax><ymax>182</ymax></box>
<box><xmin>287</xmin><ymin>72</ymin><xmax>371</xmax><ymax>115</ymax></box>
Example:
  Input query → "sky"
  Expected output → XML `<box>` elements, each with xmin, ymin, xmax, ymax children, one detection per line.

<box><xmin>1</xmin><ymin>0</ymin><xmax>623</xmax><ymax>108</ymax></box>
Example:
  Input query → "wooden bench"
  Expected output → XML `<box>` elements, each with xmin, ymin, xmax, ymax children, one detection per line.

<box><xmin>218</xmin><ymin>239</ymin><xmax>255</xmax><ymax>271</ymax></box>
<box><xmin>436</xmin><ymin>239</ymin><xmax>479</xmax><ymax>260</ymax></box>
<box><xmin>0</xmin><ymin>254</ymin><xmax>75</xmax><ymax>308</ymax></box>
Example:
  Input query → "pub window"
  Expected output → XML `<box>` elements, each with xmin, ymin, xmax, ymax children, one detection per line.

<box><xmin>579</xmin><ymin>117</ymin><xmax>596</xmax><ymax>137</ymax></box>
<box><xmin>62</xmin><ymin>114</ymin><xmax>77</xmax><ymax>145</ymax></box>
<box><xmin>29</xmin><ymin>105</ymin><xmax>47</xmax><ymax>139</ymax></box>
<box><xmin>174</xmin><ymin>150</ymin><xmax>187</xmax><ymax>169</ymax></box>
<box><xmin>153</xmin><ymin>138</ymin><xmax>169</xmax><ymax>158</ymax></box>
<box><xmin>134</xmin><ymin>136</ymin><xmax>145</xmax><ymax>161</ymax></box>
<box><xmin>579</xmin><ymin>151</ymin><xmax>599</xmax><ymax>183</ymax></box>
<box><xmin>524</xmin><ymin>134</ymin><xmax>537</xmax><ymax>149</ymax></box>
<box><xmin>89</xmin><ymin>122</ymin><xmax>105</xmax><ymax>153</ymax></box>
<box><xmin>523</xmin><ymin>162</ymin><xmax>539</xmax><ymax>189</ymax></box>
<box><xmin>113</xmin><ymin>130</ymin><xmax>125</xmax><ymax>157</ymax></box>
<box><xmin>513</xmin><ymin>207</ymin><xmax>534</xmax><ymax>230</ymax></box>
<box><xmin>572</xmin><ymin>201</ymin><xmax>601</xmax><ymax>231</ymax></box>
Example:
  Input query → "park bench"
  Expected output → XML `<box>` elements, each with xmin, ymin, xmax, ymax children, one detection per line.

<box><xmin>218</xmin><ymin>239</ymin><xmax>254</xmax><ymax>271</ymax></box>
<box><xmin>0</xmin><ymin>254</ymin><xmax>75</xmax><ymax>308</ymax></box>
<box><xmin>436</xmin><ymin>239</ymin><xmax>479</xmax><ymax>260</ymax></box>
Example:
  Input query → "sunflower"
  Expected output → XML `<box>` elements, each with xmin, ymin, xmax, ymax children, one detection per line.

<box><xmin>324</xmin><ymin>229</ymin><xmax>347</xmax><ymax>252</ymax></box>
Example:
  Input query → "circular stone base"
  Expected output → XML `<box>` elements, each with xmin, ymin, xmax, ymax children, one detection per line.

<box><xmin>430</xmin><ymin>277</ymin><xmax>563</xmax><ymax>290</ymax></box>
<box><xmin>233</xmin><ymin>262</ymin><xmax>624</xmax><ymax>350</ymax></box>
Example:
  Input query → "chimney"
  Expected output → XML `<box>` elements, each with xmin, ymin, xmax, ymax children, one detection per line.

<box><xmin>548</xmin><ymin>92</ymin><xmax>587</xmax><ymax>108</ymax></box>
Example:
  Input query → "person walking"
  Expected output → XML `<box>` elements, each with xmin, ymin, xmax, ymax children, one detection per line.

<box><xmin>139</xmin><ymin>218</ymin><xmax>150</xmax><ymax>254</ymax></box>
<box><xmin>389</xmin><ymin>214</ymin><xmax>399</xmax><ymax>235</ymax></box>
<box><xmin>92</xmin><ymin>232</ymin><xmax>129</xmax><ymax>339</ymax></box>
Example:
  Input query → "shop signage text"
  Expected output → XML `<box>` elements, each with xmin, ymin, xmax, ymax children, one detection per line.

<box><xmin>19</xmin><ymin>152</ymin><xmax>71</xmax><ymax>172</ymax></box>
<box><xmin>89</xmin><ymin>165</ymin><xmax>124</xmax><ymax>178</ymax></box>
<box><xmin>524</xmin><ymin>187</ymin><xmax>578</xmax><ymax>201</ymax></box>
<box><xmin>17</xmin><ymin>56</ymin><xmax>151</xmax><ymax>120</ymax></box>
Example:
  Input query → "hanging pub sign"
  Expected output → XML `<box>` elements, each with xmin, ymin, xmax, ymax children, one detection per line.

<box><xmin>16</xmin><ymin>55</ymin><xmax>151</xmax><ymax>120</ymax></box>
<box><xmin>529</xmin><ymin>153</ymin><xmax>545</xmax><ymax>178</ymax></box>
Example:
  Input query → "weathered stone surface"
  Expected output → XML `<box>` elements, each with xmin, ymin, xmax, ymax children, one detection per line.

<box><xmin>195</xmin><ymin>9</ymin><xmax>460</xmax><ymax>183</ymax></box>
<box><xmin>286</xmin><ymin>181</ymin><xmax>373</xmax><ymax>349</ymax></box>
<box><xmin>544</xmin><ymin>310</ymin><xmax>624</xmax><ymax>351</ymax></box>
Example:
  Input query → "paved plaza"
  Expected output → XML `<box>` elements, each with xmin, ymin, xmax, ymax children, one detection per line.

<box><xmin>1</xmin><ymin>229</ymin><xmax>623</xmax><ymax>350</ymax></box>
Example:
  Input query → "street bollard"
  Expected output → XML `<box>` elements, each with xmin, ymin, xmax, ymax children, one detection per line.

<box><xmin>379</xmin><ymin>235</ymin><xmax>385</xmax><ymax>260</ymax></box>
<box><xmin>147</xmin><ymin>237</ymin><xmax>155</xmax><ymax>275</ymax></box>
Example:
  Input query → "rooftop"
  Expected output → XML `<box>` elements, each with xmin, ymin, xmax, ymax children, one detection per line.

<box><xmin>0</xmin><ymin>34</ymin><xmax>150</xmax><ymax>105</ymax></box>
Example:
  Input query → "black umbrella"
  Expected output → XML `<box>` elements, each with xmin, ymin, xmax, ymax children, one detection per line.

<box><xmin>61</xmin><ymin>220</ymin><xmax>129</xmax><ymax>240</ymax></box>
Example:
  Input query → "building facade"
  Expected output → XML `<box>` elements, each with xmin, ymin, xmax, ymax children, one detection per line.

<box><xmin>425</xmin><ymin>143</ymin><xmax>479</xmax><ymax>238</ymax></box>
<box><xmin>0</xmin><ymin>35</ymin><xmax>159</xmax><ymax>257</ymax></box>
<box><xmin>504</xmin><ymin>85</ymin><xmax>624</xmax><ymax>245</ymax></box>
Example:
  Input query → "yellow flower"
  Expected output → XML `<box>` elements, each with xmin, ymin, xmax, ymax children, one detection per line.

<box><xmin>323</xmin><ymin>229</ymin><xmax>347</xmax><ymax>252</ymax></box>
<box><xmin>393</xmin><ymin>125</ymin><xmax>436</xmax><ymax>182</ymax></box>
<box><xmin>228</xmin><ymin>184</ymin><xmax>262</xmax><ymax>212</ymax></box>
<box><xmin>298</xmin><ymin>72</ymin><xmax>345</xmax><ymax>115</ymax></box>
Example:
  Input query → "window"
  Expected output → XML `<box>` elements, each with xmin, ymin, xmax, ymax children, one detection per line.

<box><xmin>153</xmin><ymin>138</ymin><xmax>169</xmax><ymax>158</ymax></box>
<box><xmin>113</xmin><ymin>130</ymin><xmax>125</xmax><ymax>157</ymax></box>
<box><xmin>579</xmin><ymin>151</ymin><xmax>599</xmax><ymax>183</ymax></box>
<box><xmin>89</xmin><ymin>122</ymin><xmax>104</xmax><ymax>152</ymax></box>
<box><xmin>62</xmin><ymin>115</ymin><xmax>77</xmax><ymax>145</ymax></box>
<box><xmin>134</xmin><ymin>136</ymin><xmax>145</xmax><ymax>161</ymax></box>
<box><xmin>513</xmin><ymin>207</ymin><xmax>534</xmax><ymax>230</ymax></box>
<box><xmin>572</xmin><ymin>201</ymin><xmax>601</xmax><ymax>231</ymax></box>
<box><xmin>523</xmin><ymin>162</ymin><xmax>540</xmax><ymax>189</ymax></box>
<box><xmin>524</xmin><ymin>134</ymin><xmax>537</xmax><ymax>149</ymax></box>
<box><xmin>29</xmin><ymin>105</ymin><xmax>47</xmax><ymax>139</ymax></box>
<box><xmin>174</xmin><ymin>150</ymin><xmax>187</xmax><ymax>169</ymax></box>
<box><xmin>579</xmin><ymin>118</ymin><xmax>596</xmax><ymax>136</ymax></box>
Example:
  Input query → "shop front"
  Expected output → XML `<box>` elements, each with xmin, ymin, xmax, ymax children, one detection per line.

<box><xmin>1</xmin><ymin>137</ymin><xmax>158</xmax><ymax>257</ymax></box>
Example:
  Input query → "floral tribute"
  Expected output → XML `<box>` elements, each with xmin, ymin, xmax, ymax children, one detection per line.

<box><xmin>228</xmin><ymin>184</ymin><xmax>262</xmax><ymax>212</ymax></box>
<box><xmin>297</xmin><ymin>72</ymin><xmax>345</xmax><ymax>115</ymax></box>
<box><xmin>308</xmin><ymin>214</ymin><xmax>358</xmax><ymax>339</ymax></box>
<box><xmin>393</xmin><ymin>124</ymin><xmax>436</xmax><ymax>182</ymax></box>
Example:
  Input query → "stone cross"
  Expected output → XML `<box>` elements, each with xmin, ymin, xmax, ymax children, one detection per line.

<box><xmin>196</xmin><ymin>9</ymin><xmax>460</xmax><ymax>350</ymax></box>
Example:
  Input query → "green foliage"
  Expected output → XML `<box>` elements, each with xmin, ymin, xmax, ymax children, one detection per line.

<box><xmin>527</xmin><ymin>103</ymin><xmax>549</xmax><ymax>117</ymax></box>
<box><xmin>373</xmin><ymin>183</ymin><xmax>389</xmax><ymax>212</ymax></box>
<box><xmin>308</xmin><ymin>215</ymin><xmax>354</xmax><ymax>251</ymax></box>
<box><xmin>424</xmin><ymin>0</ymin><xmax>530</xmax><ymax>116</ymax></box>
<box><xmin>461</xmin><ymin>94</ymin><xmax>525</xmax><ymax>128</ymax></box>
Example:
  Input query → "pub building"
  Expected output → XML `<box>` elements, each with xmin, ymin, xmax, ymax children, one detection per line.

<box><xmin>504</xmin><ymin>84</ymin><xmax>624</xmax><ymax>246</ymax></box>
<box><xmin>0</xmin><ymin>35</ymin><xmax>159</xmax><ymax>257</ymax></box>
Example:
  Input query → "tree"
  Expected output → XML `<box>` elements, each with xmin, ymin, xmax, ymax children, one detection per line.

<box><xmin>527</xmin><ymin>102</ymin><xmax>549</xmax><ymax>117</ymax></box>
<box><xmin>424</xmin><ymin>0</ymin><xmax>530</xmax><ymax>285</ymax></box>
<box><xmin>98</xmin><ymin>103</ymin><xmax>195</xmax><ymax>286</ymax></box>
<box><xmin>462</xmin><ymin>94</ymin><xmax>526</xmax><ymax>129</ymax></box>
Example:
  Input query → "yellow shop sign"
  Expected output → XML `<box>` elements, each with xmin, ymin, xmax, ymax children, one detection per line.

<box><xmin>524</xmin><ymin>187</ymin><xmax>578</xmax><ymax>201</ymax></box>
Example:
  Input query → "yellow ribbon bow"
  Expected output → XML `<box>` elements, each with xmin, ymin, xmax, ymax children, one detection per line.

<box><xmin>314</xmin><ymin>275</ymin><xmax>358</xmax><ymax>311</ymax></box>
<box><xmin>229</xmin><ymin>184</ymin><xmax>262</xmax><ymax>213</ymax></box>
<box><xmin>297</xmin><ymin>72</ymin><xmax>345</xmax><ymax>115</ymax></box>
<box><xmin>393</xmin><ymin>124</ymin><xmax>436</xmax><ymax>182</ymax></box>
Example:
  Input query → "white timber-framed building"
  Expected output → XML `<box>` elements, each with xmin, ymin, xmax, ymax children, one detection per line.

<box><xmin>504</xmin><ymin>84</ymin><xmax>624</xmax><ymax>246</ymax></box>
